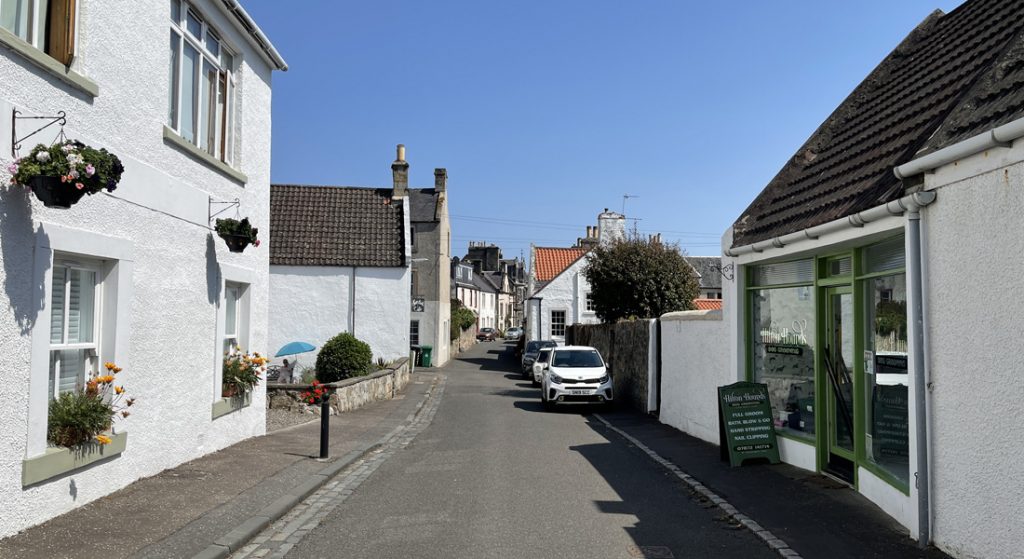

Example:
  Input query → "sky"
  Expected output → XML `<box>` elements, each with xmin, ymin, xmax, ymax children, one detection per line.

<box><xmin>242</xmin><ymin>0</ymin><xmax>965</xmax><ymax>262</ymax></box>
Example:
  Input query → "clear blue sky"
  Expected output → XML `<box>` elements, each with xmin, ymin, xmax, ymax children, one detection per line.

<box><xmin>243</xmin><ymin>0</ymin><xmax>964</xmax><ymax>261</ymax></box>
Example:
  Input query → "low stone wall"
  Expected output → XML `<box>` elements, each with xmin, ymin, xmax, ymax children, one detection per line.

<box><xmin>453</xmin><ymin>328</ymin><xmax>476</xmax><ymax>353</ymax></box>
<box><xmin>266</xmin><ymin>357</ymin><xmax>411</xmax><ymax>416</ymax></box>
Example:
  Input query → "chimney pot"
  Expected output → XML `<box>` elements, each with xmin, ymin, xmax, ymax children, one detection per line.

<box><xmin>392</xmin><ymin>144</ymin><xmax>409</xmax><ymax>197</ymax></box>
<box><xmin>397</xmin><ymin>144</ymin><xmax>406</xmax><ymax>162</ymax></box>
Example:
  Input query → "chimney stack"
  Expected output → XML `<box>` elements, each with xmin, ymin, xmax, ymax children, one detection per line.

<box><xmin>434</xmin><ymin>168</ymin><xmax>447</xmax><ymax>192</ymax></box>
<box><xmin>392</xmin><ymin>144</ymin><xmax>409</xmax><ymax>198</ymax></box>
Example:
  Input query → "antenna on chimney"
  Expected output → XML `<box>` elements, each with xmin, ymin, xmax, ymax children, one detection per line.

<box><xmin>622</xmin><ymin>194</ymin><xmax>638</xmax><ymax>215</ymax></box>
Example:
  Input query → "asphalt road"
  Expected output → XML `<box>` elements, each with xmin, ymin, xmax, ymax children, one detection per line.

<box><xmin>285</xmin><ymin>341</ymin><xmax>777</xmax><ymax>559</ymax></box>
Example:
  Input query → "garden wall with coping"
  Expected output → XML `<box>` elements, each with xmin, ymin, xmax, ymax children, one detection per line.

<box><xmin>453</xmin><ymin>328</ymin><xmax>476</xmax><ymax>353</ymax></box>
<box><xmin>266</xmin><ymin>357</ymin><xmax>411</xmax><ymax>415</ymax></box>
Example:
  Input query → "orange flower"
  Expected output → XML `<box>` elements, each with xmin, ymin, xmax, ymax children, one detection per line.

<box><xmin>114</xmin><ymin>386</ymin><xmax>124</xmax><ymax>394</ymax></box>
<box><xmin>94</xmin><ymin>435</ymin><xmax>112</xmax><ymax>445</ymax></box>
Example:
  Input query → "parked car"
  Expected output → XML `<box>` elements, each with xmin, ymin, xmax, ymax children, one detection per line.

<box><xmin>521</xmin><ymin>339</ymin><xmax>557</xmax><ymax>376</ymax></box>
<box><xmin>531</xmin><ymin>347</ymin><xmax>554</xmax><ymax>386</ymax></box>
<box><xmin>476</xmin><ymin>327</ymin><xmax>497</xmax><ymax>342</ymax></box>
<box><xmin>505</xmin><ymin>327</ymin><xmax>523</xmax><ymax>341</ymax></box>
<box><xmin>540</xmin><ymin>346</ymin><xmax>612</xmax><ymax>410</ymax></box>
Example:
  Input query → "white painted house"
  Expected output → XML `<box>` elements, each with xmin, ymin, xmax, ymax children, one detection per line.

<box><xmin>524</xmin><ymin>210</ymin><xmax>624</xmax><ymax>343</ymax></box>
<box><xmin>268</xmin><ymin>154</ymin><xmax>412</xmax><ymax>362</ymax></box>
<box><xmin>0</xmin><ymin>0</ymin><xmax>286</xmax><ymax>538</ymax></box>
<box><xmin>658</xmin><ymin>3</ymin><xmax>1024</xmax><ymax>556</ymax></box>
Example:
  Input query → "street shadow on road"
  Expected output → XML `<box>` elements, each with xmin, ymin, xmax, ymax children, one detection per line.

<box><xmin>566</xmin><ymin>427</ymin><xmax>764</xmax><ymax>558</ymax></box>
<box><xmin>489</xmin><ymin>388</ymin><xmax>537</xmax><ymax>398</ymax></box>
<box><xmin>453</xmin><ymin>357</ymin><xmax>513</xmax><ymax>372</ymax></box>
<box><xmin>512</xmin><ymin>400</ymin><xmax>545</xmax><ymax>413</ymax></box>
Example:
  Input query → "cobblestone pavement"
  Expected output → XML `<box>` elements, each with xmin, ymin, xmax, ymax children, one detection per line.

<box><xmin>230</xmin><ymin>374</ymin><xmax>446</xmax><ymax>559</ymax></box>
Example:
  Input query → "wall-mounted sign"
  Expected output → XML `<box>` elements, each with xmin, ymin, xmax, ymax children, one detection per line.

<box><xmin>718</xmin><ymin>381</ymin><xmax>781</xmax><ymax>467</ymax></box>
<box><xmin>412</xmin><ymin>298</ymin><xmax>425</xmax><ymax>312</ymax></box>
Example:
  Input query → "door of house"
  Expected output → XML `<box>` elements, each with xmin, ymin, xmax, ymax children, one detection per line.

<box><xmin>824</xmin><ymin>286</ymin><xmax>856</xmax><ymax>484</ymax></box>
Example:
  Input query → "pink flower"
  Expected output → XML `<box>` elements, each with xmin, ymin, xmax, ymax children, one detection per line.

<box><xmin>253</xmin><ymin>239</ymin><xmax>261</xmax><ymax>247</ymax></box>
<box><xmin>75</xmin><ymin>182</ymin><xmax>84</xmax><ymax>190</ymax></box>
<box><xmin>85</xmin><ymin>164</ymin><xmax>95</xmax><ymax>177</ymax></box>
<box><xmin>68</xmin><ymin>169</ymin><xmax>79</xmax><ymax>179</ymax></box>
<box><xmin>7</xmin><ymin>163</ymin><xmax>17</xmax><ymax>175</ymax></box>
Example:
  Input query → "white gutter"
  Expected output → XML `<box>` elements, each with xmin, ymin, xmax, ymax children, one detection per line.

<box><xmin>724</xmin><ymin>191</ymin><xmax>937</xmax><ymax>257</ymax></box>
<box><xmin>220</xmin><ymin>0</ymin><xmax>289</xmax><ymax>71</ymax></box>
<box><xmin>894</xmin><ymin>114</ymin><xmax>1024</xmax><ymax>179</ymax></box>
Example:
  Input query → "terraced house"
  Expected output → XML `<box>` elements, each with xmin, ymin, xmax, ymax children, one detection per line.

<box><xmin>0</xmin><ymin>0</ymin><xmax>286</xmax><ymax>537</ymax></box>
<box><xmin>716</xmin><ymin>0</ymin><xmax>1024</xmax><ymax>555</ymax></box>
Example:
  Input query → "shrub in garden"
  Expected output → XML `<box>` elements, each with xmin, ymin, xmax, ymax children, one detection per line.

<box><xmin>48</xmin><ymin>362</ymin><xmax>134</xmax><ymax>447</ymax></box>
<box><xmin>315</xmin><ymin>333</ymin><xmax>372</xmax><ymax>383</ymax></box>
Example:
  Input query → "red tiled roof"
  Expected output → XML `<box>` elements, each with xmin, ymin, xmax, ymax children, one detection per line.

<box><xmin>534</xmin><ymin>247</ymin><xmax>589</xmax><ymax>282</ymax></box>
<box><xmin>692</xmin><ymin>298</ymin><xmax>723</xmax><ymax>311</ymax></box>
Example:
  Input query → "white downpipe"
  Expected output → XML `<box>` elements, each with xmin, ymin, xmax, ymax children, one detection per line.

<box><xmin>908</xmin><ymin>208</ymin><xmax>930</xmax><ymax>548</ymax></box>
<box><xmin>725</xmin><ymin>192</ymin><xmax>937</xmax><ymax>257</ymax></box>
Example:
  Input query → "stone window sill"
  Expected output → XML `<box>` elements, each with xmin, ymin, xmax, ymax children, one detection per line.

<box><xmin>212</xmin><ymin>390</ymin><xmax>252</xmax><ymax>419</ymax></box>
<box><xmin>0</xmin><ymin>27</ymin><xmax>98</xmax><ymax>98</ymax></box>
<box><xmin>162</xmin><ymin>126</ymin><xmax>248</xmax><ymax>184</ymax></box>
<box><xmin>22</xmin><ymin>431</ymin><xmax>127</xmax><ymax>487</ymax></box>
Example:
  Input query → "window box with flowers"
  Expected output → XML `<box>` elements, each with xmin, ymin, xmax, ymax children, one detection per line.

<box><xmin>213</xmin><ymin>349</ymin><xmax>266</xmax><ymax>419</ymax></box>
<box><xmin>8</xmin><ymin>141</ymin><xmax>124</xmax><ymax>209</ymax></box>
<box><xmin>23</xmin><ymin>362</ymin><xmax>135</xmax><ymax>486</ymax></box>
<box><xmin>215</xmin><ymin>218</ymin><xmax>261</xmax><ymax>253</ymax></box>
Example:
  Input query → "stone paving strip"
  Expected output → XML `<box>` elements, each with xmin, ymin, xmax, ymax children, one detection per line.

<box><xmin>225</xmin><ymin>375</ymin><xmax>447</xmax><ymax>559</ymax></box>
<box><xmin>592</xmin><ymin>414</ymin><xmax>804</xmax><ymax>559</ymax></box>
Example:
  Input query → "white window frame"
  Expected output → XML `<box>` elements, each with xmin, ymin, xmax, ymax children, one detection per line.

<box><xmin>551</xmin><ymin>310</ymin><xmax>566</xmax><ymax>338</ymax></box>
<box><xmin>28</xmin><ymin>225</ymin><xmax>133</xmax><ymax>458</ymax></box>
<box><xmin>410</xmin><ymin>320</ymin><xmax>420</xmax><ymax>346</ymax></box>
<box><xmin>216</xmin><ymin>264</ymin><xmax>252</xmax><ymax>400</ymax></box>
<box><xmin>585</xmin><ymin>292</ymin><xmax>596</xmax><ymax>313</ymax></box>
<box><xmin>223</xmin><ymin>281</ymin><xmax>243</xmax><ymax>356</ymax></box>
<box><xmin>48</xmin><ymin>256</ymin><xmax>103</xmax><ymax>397</ymax></box>
<box><xmin>168</xmin><ymin>0</ymin><xmax>237</xmax><ymax>164</ymax></box>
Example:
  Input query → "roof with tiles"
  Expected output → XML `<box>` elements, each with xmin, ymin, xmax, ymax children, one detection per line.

<box><xmin>270</xmin><ymin>184</ymin><xmax>405</xmax><ymax>267</ymax></box>
<box><xmin>533</xmin><ymin>247</ymin><xmax>590</xmax><ymax>282</ymax></box>
<box><xmin>684</xmin><ymin>256</ymin><xmax>723</xmax><ymax>290</ymax></box>
<box><xmin>733</xmin><ymin>0</ymin><xmax>1024</xmax><ymax>248</ymax></box>
<box><xmin>692</xmin><ymin>298</ymin><xmax>723</xmax><ymax>311</ymax></box>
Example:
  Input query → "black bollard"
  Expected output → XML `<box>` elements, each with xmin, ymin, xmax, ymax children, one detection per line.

<box><xmin>319</xmin><ymin>392</ymin><xmax>330</xmax><ymax>459</ymax></box>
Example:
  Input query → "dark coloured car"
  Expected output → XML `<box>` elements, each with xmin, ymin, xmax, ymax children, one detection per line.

<box><xmin>521</xmin><ymin>339</ymin><xmax>557</xmax><ymax>376</ymax></box>
<box><xmin>476</xmin><ymin>327</ymin><xmax>497</xmax><ymax>342</ymax></box>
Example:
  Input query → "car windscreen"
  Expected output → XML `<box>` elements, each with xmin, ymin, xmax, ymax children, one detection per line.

<box><xmin>537</xmin><ymin>349</ymin><xmax>551</xmax><ymax>363</ymax></box>
<box><xmin>551</xmin><ymin>350</ymin><xmax>603</xmax><ymax>368</ymax></box>
<box><xmin>525</xmin><ymin>342</ymin><xmax>542</xmax><ymax>352</ymax></box>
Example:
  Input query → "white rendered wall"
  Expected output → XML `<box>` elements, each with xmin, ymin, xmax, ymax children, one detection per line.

<box><xmin>0</xmin><ymin>0</ymin><xmax>275</xmax><ymax>537</ymax></box>
<box><xmin>534</xmin><ymin>256</ymin><xmax>599</xmax><ymax>342</ymax></box>
<box><xmin>270</xmin><ymin>265</ymin><xmax>411</xmax><ymax>363</ymax></box>
<box><xmin>920</xmin><ymin>148</ymin><xmax>1024</xmax><ymax>559</ymax></box>
<box><xmin>659</xmin><ymin>310</ymin><xmax>730</xmax><ymax>444</ymax></box>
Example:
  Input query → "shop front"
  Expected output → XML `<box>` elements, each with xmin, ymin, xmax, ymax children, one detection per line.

<box><xmin>745</xmin><ymin>234</ymin><xmax>911</xmax><ymax>499</ymax></box>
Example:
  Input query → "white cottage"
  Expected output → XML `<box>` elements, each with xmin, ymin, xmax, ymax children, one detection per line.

<box><xmin>268</xmin><ymin>162</ymin><xmax>412</xmax><ymax>363</ymax></box>
<box><xmin>713</xmin><ymin>1</ymin><xmax>1024</xmax><ymax>555</ymax></box>
<box><xmin>0</xmin><ymin>0</ymin><xmax>286</xmax><ymax>537</ymax></box>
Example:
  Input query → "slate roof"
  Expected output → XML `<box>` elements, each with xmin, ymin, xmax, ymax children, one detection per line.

<box><xmin>684</xmin><ymin>256</ymin><xmax>722</xmax><ymax>290</ymax></box>
<box><xmin>473</xmin><ymin>272</ymin><xmax>499</xmax><ymax>293</ymax></box>
<box><xmin>270</xmin><ymin>184</ymin><xmax>405</xmax><ymax>267</ymax></box>
<box><xmin>533</xmin><ymin>247</ymin><xmax>589</xmax><ymax>282</ymax></box>
<box><xmin>409</xmin><ymin>188</ymin><xmax>441</xmax><ymax>222</ymax></box>
<box><xmin>733</xmin><ymin>0</ymin><xmax>1024</xmax><ymax>248</ymax></box>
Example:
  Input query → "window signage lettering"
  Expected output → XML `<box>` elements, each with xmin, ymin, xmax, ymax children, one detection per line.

<box><xmin>765</xmin><ymin>344</ymin><xmax>803</xmax><ymax>356</ymax></box>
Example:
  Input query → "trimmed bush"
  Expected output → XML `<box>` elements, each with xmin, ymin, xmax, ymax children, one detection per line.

<box><xmin>316</xmin><ymin>333</ymin><xmax>373</xmax><ymax>383</ymax></box>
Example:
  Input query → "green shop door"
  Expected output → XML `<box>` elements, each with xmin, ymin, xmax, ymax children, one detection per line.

<box><xmin>823</xmin><ymin>287</ymin><xmax>855</xmax><ymax>483</ymax></box>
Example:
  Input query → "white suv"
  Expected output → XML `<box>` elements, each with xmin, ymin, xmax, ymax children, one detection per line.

<box><xmin>540</xmin><ymin>346</ymin><xmax>612</xmax><ymax>410</ymax></box>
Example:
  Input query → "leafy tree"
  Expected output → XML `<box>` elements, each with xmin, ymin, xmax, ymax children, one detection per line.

<box><xmin>450</xmin><ymin>298</ymin><xmax>477</xmax><ymax>340</ymax></box>
<box><xmin>582</xmin><ymin>237</ymin><xmax>699</xmax><ymax>322</ymax></box>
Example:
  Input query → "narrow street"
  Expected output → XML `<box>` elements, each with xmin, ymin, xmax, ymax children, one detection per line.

<box><xmin>237</xmin><ymin>342</ymin><xmax>776</xmax><ymax>559</ymax></box>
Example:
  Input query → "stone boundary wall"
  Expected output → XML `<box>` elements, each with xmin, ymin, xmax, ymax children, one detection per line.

<box><xmin>568</xmin><ymin>320</ymin><xmax>655</xmax><ymax>413</ymax></box>
<box><xmin>453</xmin><ymin>328</ymin><xmax>476</xmax><ymax>353</ymax></box>
<box><xmin>266</xmin><ymin>357</ymin><xmax>411</xmax><ymax>415</ymax></box>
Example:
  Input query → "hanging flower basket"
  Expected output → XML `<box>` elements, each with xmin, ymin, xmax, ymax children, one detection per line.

<box><xmin>215</xmin><ymin>217</ymin><xmax>260</xmax><ymax>253</ymax></box>
<box><xmin>9</xmin><ymin>141</ymin><xmax>124</xmax><ymax>209</ymax></box>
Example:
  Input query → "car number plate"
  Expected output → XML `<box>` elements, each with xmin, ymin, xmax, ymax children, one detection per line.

<box><xmin>569</xmin><ymin>389</ymin><xmax>595</xmax><ymax>395</ymax></box>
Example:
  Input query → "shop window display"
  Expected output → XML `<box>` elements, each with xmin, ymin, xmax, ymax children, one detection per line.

<box><xmin>864</xmin><ymin>273</ymin><xmax>909</xmax><ymax>485</ymax></box>
<box><xmin>751</xmin><ymin>285</ymin><xmax>815</xmax><ymax>440</ymax></box>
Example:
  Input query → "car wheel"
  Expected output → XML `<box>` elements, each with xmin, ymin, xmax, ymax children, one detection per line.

<box><xmin>531</xmin><ymin>378</ymin><xmax>539</xmax><ymax>387</ymax></box>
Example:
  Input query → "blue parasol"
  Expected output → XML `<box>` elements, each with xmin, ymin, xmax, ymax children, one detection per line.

<box><xmin>275</xmin><ymin>341</ymin><xmax>316</xmax><ymax>357</ymax></box>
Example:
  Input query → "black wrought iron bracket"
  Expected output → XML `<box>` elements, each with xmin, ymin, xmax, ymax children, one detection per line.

<box><xmin>12</xmin><ymin>109</ymin><xmax>67</xmax><ymax>158</ymax></box>
<box><xmin>208</xmin><ymin>196</ymin><xmax>240</xmax><ymax>227</ymax></box>
<box><xmin>713</xmin><ymin>263</ymin><xmax>734</xmax><ymax>281</ymax></box>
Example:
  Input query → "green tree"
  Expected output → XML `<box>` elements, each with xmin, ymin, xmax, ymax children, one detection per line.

<box><xmin>450</xmin><ymin>298</ymin><xmax>477</xmax><ymax>340</ymax></box>
<box><xmin>582</xmin><ymin>237</ymin><xmax>699</xmax><ymax>322</ymax></box>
